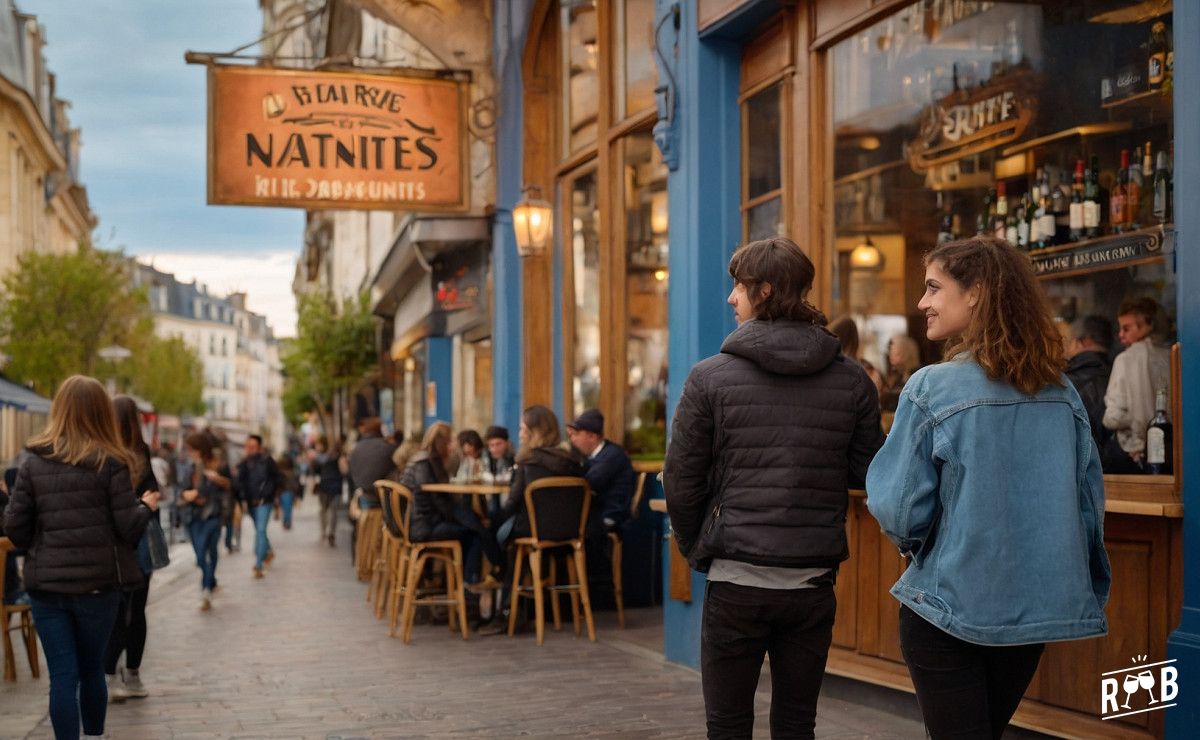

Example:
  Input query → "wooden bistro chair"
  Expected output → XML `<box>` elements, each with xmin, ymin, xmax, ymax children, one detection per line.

<box><xmin>380</xmin><ymin>482</ymin><xmax>469</xmax><ymax>644</ymax></box>
<box><xmin>609</xmin><ymin>471</ymin><xmax>649</xmax><ymax>628</ymax></box>
<box><xmin>0</xmin><ymin>537</ymin><xmax>38</xmax><ymax>682</ymax></box>
<box><xmin>356</xmin><ymin>503</ymin><xmax>384</xmax><ymax>584</ymax></box>
<box><xmin>507</xmin><ymin>476</ymin><xmax>596</xmax><ymax>645</ymax></box>
<box><xmin>369</xmin><ymin>480</ymin><xmax>402</xmax><ymax>619</ymax></box>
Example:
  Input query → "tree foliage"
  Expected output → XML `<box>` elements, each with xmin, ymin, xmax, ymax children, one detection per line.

<box><xmin>0</xmin><ymin>247</ymin><xmax>147</xmax><ymax>395</ymax></box>
<box><xmin>281</xmin><ymin>290</ymin><xmax>377</xmax><ymax>430</ymax></box>
<box><xmin>0</xmin><ymin>247</ymin><xmax>207</xmax><ymax>412</ymax></box>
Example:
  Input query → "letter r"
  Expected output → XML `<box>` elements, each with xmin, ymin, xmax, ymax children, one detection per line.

<box><xmin>1101</xmin><ymin>678</ymin><xmax>1120</xmax><ymax>714</ymax></box>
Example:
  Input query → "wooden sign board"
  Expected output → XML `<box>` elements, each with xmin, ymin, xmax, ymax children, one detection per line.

<box><xmin>207</xmin><ymin>65</ymin><xmax>467</xmax><ymax>211</ymax></box>
<box><xmin>908</xmin><ymin>70</ymin><xmax>1038</xmax><ymax>172</ymax></box>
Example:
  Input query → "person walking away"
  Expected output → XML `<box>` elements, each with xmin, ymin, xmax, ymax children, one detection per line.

<box><xmin>103</xmin><ymin>397</ymin><xmax>162</xmax><ymax>702</ymax></box>
<box><xmin>348</xmin><ymin>417</ymin><xmax>397</xmax><ymax>510</ymax></box>
<box><xmin>664</xmin><ymin>237</ymin><xmax>883</xmax><ymax>739</ymax></box>
<box><xmin>866</xmin><ymin>237</ymin><xmax>1111</xmax><ymax>738</ymax></box>
<box><xmin>3</xmin><ymin>375</ymin><xmax>155</xmax><ymax>740</ymax></box>
<box><xmin>1063</xmin><ymin>315</ymin><xmax>1114</xmax><ymax>452</ymax></box>
<box><xmin>1102</xmin><ymin>297</ymin><xmax>1171</xmax><ymax>473</ymax></box>
<box><xmin>277</xmin><ymin>455</ymin><xmax>300</xmax><ymax>530</ymax></box>
<box><xmin>180</xmin><ymin>433</ymin><xmax>229</xmax><ymax>611</ymax></box>
<box><xmin>313</xmin><ymin>438</ymin><xmax>345</xmax><ymax>547</ymax></box>
<box><xmin>236</xmin><ymin>435</ymin><xmax>282</xmax><ymax>579</ymax></box>
<box><xmin>565</xmin><ymin>409</ymin><xmax>636</xmax><ymax>607</ymax></box>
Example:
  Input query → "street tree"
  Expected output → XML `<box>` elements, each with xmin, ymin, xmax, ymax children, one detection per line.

<box><xmin>282</xmin><ymin>290</ymin><xmax>376</xmax><ymax>436</ymax></box>
<box><xmin>125</xmin><ymin>334</ymin><xmax>206</xmax><ymax>415</ymax></box>
<box><xmin>0</xmin><ymin>246</ymin><xmax>147</xmax><ymax>395</ymax></box>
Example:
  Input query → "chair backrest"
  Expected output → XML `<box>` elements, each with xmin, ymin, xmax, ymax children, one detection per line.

<box><xmin>523</xmin><ymin>476</ymin><xmax>590</xmax><ymax>543</ymax></box>
<box><xmin>629</xmin><ymin>472</ymin><xmax>648</xmax><ymax>520</ymax></box>
<box><xmin>376</xmin><ymin>480</ymin><xmax>414</xmax><ymax>545</ymax></box>
<box><xmin>0</xmin><ymin>537</ymin><xmax>13</xmax><ymax>602</ymax></box>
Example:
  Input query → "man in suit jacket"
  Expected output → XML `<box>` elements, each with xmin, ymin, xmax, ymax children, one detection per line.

<box><xmin>567</xmin><ymin>409</ymin><xmax>637</xmax><ymax>606</ymax></box>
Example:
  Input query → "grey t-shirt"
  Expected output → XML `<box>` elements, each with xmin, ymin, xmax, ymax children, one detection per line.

<box><xmin>707</xmin><ymin>558</ymin><xmax>831</xmax><ymax>590</ymax></box>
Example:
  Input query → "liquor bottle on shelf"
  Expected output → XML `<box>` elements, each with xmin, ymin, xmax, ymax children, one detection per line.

<box><xmin>1052</xmin><ymin>172</ymin><xmax>1069</xmax><ymax>242</ymax></box>
<box><xmin>1148</xmin><ymin>21</ymin><xmax>1168</xmax><ymax>90</ymax></box>
<box><xmin>938</xmin><ymin>208</ymin><xmax>954</xmax><ymax>244</ymax></box>
<box><xmin>1144</xmin><ymin>388</ymin><xmax>1172</xmax><ymax>475</ymax></box>
<box><xmin>1126</xmin><ymin>149</ymin><xmax>1142</xmax><ymax>230</ymax></box>
<box><xmin>993</xmin><ymin>181</ymin><xmax>1008</xmax><ymax>239</ymax></box>
<box><xmin>983</xmin><ymin>187</ymin><xmax>996</xmax><ymax>227</ymax></box>
<box><xmin>1153</xmin><ymin>150</ymin><xmax>1171</xmax><ymax>223</ymax></box>
<box><xmin>1005</xmin><ymin>210</ymin><xmax>1018</xmax><ymax>246</ymax></box>
<box><xmin>951</xmin><ymin>214</ymin><xmax>962</xmax><ymax>241</ymax></box>
<box><xmin>1084</xmin><ymin>156</ymin><xmax>1102</xmax><ymax>238</ymax></box>
<box><xmin>1017</xmin><ymin>193</ymin><xmax>1031</xmax><ymax>249</ymax></box>
<box><xmin>975</xmin><ymin>212</ymin><xmax>987</xmax><ymax>237</ymax></box>
<box><xmin>1110</xmin><ymin>149</ymin><xmax>1129</xmax><ymax>234</ymax></box>
<box><xmin>1130</xmin><ymin>147</ymin><xmax>1144</xmax><ymax>189</ymax></box>
<box><xmin>1069</xmin><ymin>159</ymin><xmax>1085</xmax><ymax>242</ymax></box>
<box><xmin>1037</xmin><ymin>172</ymin><xmax>1056</xmax><ymax>247</ymax></box>
<box><xmin>1140</xmin><ymin>142</ymin><xmax>1154</xmax><ymax>225</ymax></box>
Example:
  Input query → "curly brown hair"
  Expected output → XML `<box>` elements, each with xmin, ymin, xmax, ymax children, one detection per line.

<box><xmin>925</xmin><ymin>236</ymin><xmax>1064</xmax><ymax>395</ymax></box>
<box><xmin>728</xmin><ymin>237</ymin><xmax>827</xmax><ymax>325</ymax></box>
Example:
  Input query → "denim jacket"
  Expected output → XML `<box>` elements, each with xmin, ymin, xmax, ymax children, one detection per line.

<box><xmin>866</xmin><ymin>358</ymin><xmax>1111</xmax><ymax>645</ymax></box>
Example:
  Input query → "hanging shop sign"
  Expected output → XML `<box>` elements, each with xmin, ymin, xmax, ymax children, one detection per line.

<box><xmin>206</xmin><ymin>65</ymin><xmax>467</xmax><ymax>210</ymax></box>
<box><xmin>908</xmin><ymin>70</ymin><xmax>1038</xmax><ymax>171</ymax></box>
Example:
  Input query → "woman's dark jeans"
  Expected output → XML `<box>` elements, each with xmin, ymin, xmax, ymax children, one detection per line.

<box><xmin>701</xmin><ymin>580</ymin><xmax>837</xmax><ymax>739</ymax></box>
<box><xmin>188</xmin><ymin>516</ymin><xmax>221</xmax><ymax>591</ymax></box>
<box><xmin>425</xmin><ymin>507</ymin><xmax>504</xmax><ymax>584</ymax></box>
<box><xmin>899</xmin><ymin>605</ymin><xmax>1045</xmax><ymax>739</ymax></box>
<box><xmin>29</xmin><ymin>590</ymin><xmax>122</xmax><ymax>740</ymax></box>
<box><xmin>105</xmin><ymin>573</ymin><xmax>151</xmax><ymax>674</ymax></box>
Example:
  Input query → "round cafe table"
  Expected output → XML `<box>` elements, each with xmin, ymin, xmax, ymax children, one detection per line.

<box><xmin>420</xmin><ymin>483</ymin><xmax>510</xmax><ymax>516</ymax></box>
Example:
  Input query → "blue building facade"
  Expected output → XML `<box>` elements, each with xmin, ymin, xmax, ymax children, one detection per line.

<box><xmin>492</xmin><ymin>1</ymin><xmax>1197</xmax><ymax>735</ymax></box>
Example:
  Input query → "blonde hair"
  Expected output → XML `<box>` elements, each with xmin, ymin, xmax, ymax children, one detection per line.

<box><xmin>28</xmin><ymin>375</ymin><xmax>135</xmax><ymax>473</ymax></box>
<box><xmin>516</xmin><ymin>405</ymin><xmax>561</xmax><ymax>464</ymax></box>
<box><xmin>421</xmin><ymin>422</ymin><xmax>453</xmax><ymax>462</ymax></box>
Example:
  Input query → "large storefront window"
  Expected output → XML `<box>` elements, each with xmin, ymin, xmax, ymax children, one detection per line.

<box><xmin>567</xmin><ymin>170</ymin><xmax>601</xmax><ymax>418</ymax></box>
<box><xmin>562</xmin><ymin>0</ymin><xmax>598</xmax><ymax>156</ymax></box>
<box><xmin>830</xmin><ymin>1</ymin><xmax>1176</xmax><ymax>444</ymax></box>
<box><xmin>622</xmin><ymin>132</ymin><xmax>668</xmax><ymax>455</ymax></box>
<box><xmin>615</xmin><ymin>0</ymin><xmax>657</xmax><ymax>120</ymax></box>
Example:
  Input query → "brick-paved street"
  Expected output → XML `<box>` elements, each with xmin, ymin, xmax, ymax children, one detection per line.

<box><xmin>0</xmin><ymin>503</ymin><xmax>928</xmax><ymax>739</ymax></box>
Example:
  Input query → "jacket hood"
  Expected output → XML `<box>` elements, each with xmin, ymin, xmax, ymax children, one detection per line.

<box><xmin>522</xmin><ymin>446</ymin><xmax>580</xmax><ymax>473</ymax></box>
<box><xmin>1067</xmin><ymin>350</ymin><xmax>1111</xmax><ymax>373</ymax></box>
<box><xmin>721</xmin><ymin>319</ymin><xmax>841</xmax><ymax>376</ymax></box>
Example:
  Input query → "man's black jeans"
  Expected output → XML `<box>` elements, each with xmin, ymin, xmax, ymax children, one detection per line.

<box><xmin>899</xmin><ymin>605</ymin><xmax>1044</xmax><ymax>739</ymax></box>
<box><xmin>701</xmin><ymin>580</ymin><xmax>836</xmax><ymax>739</ymax></box>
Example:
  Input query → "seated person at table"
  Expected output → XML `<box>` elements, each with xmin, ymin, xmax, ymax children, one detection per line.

<box><xmin>454</xmin><ymin>430</ymin><xmax>485</xmax><ymax>482</ymax></box>
<box><xmin>483</xmin><ymin>425</ymin><xmax>515</xmax><ymax>481</ymax></box>
<box><xmin>494</xmin><ymin>406</ymin><xmax>584</xmax><ymax>548</ymax></box>
<box><xmin>401</xmin><ymin>423</ymin><xmax>504</xmax><ymax>588</ymax></box>
<box><xmin>566</xmin><ymin>409</ymin><xmax>637</xmax><ymax>606</ymax></box>
<box><xmin>347</xmin><ymin>417</ymin><xmax>397</xmax><ymax>509</ymax></box>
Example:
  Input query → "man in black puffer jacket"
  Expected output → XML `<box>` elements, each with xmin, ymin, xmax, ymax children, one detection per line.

<box><xmin>665</xmin><ymin>237</ymin><xmax>883</xmax><ymax>740</ymax></box>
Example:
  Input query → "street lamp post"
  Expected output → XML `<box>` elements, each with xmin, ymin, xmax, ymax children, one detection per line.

<box><xmin>97</xmin><ymin>344</ymin><xmax>132</xmax><ymax>396</ymax></box>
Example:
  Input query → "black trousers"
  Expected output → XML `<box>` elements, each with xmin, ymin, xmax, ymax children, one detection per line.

<box><xmin>701</xmin><ymin>580</ymin><xmax>836</xmax><ymax>740</ymax></box>
<box><xmin>105</xmin><ymin>573</ymin><xmax>151</xmax><ymax>673</ymax></box>
<box><xmin>899</xmin><ymin>605</ymin><xmax>1044</xmax><ymax>739</ymax></box>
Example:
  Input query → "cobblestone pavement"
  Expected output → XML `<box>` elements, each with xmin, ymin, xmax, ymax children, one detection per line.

<box><xmin>0</xmin><ymin>502</ymin><xmax>928</xmax><ymax>739</ymax></box>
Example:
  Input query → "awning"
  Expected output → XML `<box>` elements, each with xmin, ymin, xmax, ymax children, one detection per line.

<box><xmin>0</xmin><ymin>375</ymin><xmax>51</xmax><ymax>414</ymax></box>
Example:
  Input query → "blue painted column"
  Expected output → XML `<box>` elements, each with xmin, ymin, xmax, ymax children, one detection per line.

<box><xmin>424</xmin><ymin>335</ymin><xmax>453</xmax><ymax>428</ymax></box>
<box><xmin>657</xmin><ymin>0</ymin><xmax>742</xmax><ymax>669</ymax></box>
<box><xmin>1165</xmin><ymin>1</ymin><xmax>1200</xmax><ymax>735</ymax></box>
<box><xmin>490</xmin><ymin>0</ymin><xmax>532</xmax><ymax>433</ymax></box>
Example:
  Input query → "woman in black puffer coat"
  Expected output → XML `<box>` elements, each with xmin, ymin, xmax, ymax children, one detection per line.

<box><xmin>3</xmin><ymin>376</ymin><xmax>156</xmax><ymax>740</ymax></box>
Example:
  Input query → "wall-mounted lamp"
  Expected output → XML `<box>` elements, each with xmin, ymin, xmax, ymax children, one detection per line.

<box><xmin>512</xmin><ymin>186</ymin><xmax>553</xmax><ymax>258</ymax></box>
<box><xmin>849</xmin><ymin>236</ymin><xmax>885</xmax><ymax>271</ymax></box>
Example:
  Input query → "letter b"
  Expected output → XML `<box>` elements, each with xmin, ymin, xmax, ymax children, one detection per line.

<box><xmin>1101</xmin><ymin>678</ymin><xmax>1120</xmax><ymax>714</ymax></box>
<box><xmin>1160</xmin><ymin>666</ymin><xmax>1179</xmax><ymax>703</ymax></box>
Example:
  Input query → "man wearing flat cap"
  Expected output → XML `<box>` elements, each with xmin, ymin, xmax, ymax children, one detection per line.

<box><xmin>567</xmin><ymin>409</ymin><xmax>637</xmax><ymax>602</ymax></box>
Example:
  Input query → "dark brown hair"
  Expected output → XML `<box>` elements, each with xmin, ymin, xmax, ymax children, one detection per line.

<box><xmin>924</xmin><ymin>236</ymin><xmax>1064</xmax><ymax>395</ymax></box>
<box><xmin>112</xmin><ymin>395</ymin><xmax>149</xmax><ymax>485</ymax></box>
<box><xmin>728</xmin><ymin>237</ymin><xmax>827</xmax><ymax>325</ymax></box>
<box><xmin>184</xmin><ymin>431</ymin><xmax>215</xmax><ymax>463</ymax></box>
<box><xmin>828</xmin><ymin>315</ymin><xmax>859</xmax><ymax>358</ymax></box>
<box><xmin>457</xmin><ymin>429</ymin><xmax>484</xmax><ymax>452</ymax></box>
<box><xmin>516</xmin><ymin>405</ymin><xmax>561</xmax><ymax>464</ymax></box>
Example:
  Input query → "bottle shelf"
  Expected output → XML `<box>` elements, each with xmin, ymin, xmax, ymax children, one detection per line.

<box><xmin>1102</xmin><ymin>88</ymin><xmax>1172</xmax><ymax>113</ymax></box>
<box><xmin>1029</xmin><ymin>224</ymin><xmax>1173</xmax><ymax>280</ymax></box>
<box><xmin>1000</xmin><ymin>122</ymin><xmax>1132</xmax><ymax>158</ymax></box>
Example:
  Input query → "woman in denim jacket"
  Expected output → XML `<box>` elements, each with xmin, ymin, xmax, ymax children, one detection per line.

<box><xmin>866</xmin><ymin>236</ymin><xmax>1111</xmax><ymax>739</ymax></box>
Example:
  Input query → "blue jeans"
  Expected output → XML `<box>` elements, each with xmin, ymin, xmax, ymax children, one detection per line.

<box><xmin>280</xmin><ymin>491</ymin><xmax>296</xmax><ymax>527</ymax></box>
<box><xmin>251</xmin><ymin>503</ymin><xmax>273</xmax><ymax>569</ymax></box>
<box><xmin>29</xmin><ymin>590</ymin><xmax>121</xmax><ymax>740</ymax></box>
<box><xmin>188</xmin><ymin>516</ymin><xmax>221</xmax><ymax>591</ymax></box>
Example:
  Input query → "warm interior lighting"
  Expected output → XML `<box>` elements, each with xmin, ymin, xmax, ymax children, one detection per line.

<box><xmin>512</xmin><ymin>187</ymin><xmax>553</xmax><ymax>257</ymax></box>
<box><xmin>654</xmin><ymin>269</ymin><xmax>667</xmax><ymax>282</ymax></box>
<box><xmin>650</xmin><ymin>191</ymin><xmax>669</xmax><ymax>235</ymax></box>
<box><xmin>849</xmin><ymin>236</ymin><xmax>884</xmax><ymax>270</ymax></box>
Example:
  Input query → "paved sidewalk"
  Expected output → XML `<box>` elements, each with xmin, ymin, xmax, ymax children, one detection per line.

<box><xmin>0</xmin><ymin>502</ymin><xmax>928</xmax><ymax>739</ymax></box>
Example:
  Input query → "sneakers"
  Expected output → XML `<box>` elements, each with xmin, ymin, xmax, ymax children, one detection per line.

<box><xmin>122</xmin><ymin>668</ymin><xmax>148</xmax><ymax>698</ymax></box>
<box><xmin>106</xmin><ymin>673</ymin><xmax>132</xmax><ymax>702</ymax></box>
<box><xmin>253</xmin><ymin>567</ymin><xmax>264</xmax><ymax>579</ymax></box>
<box><xmin>200</xmin><ymin>588</ymin><xmax>213</xmax><ymax>611</ymax></box>
<box><xmin>263</xmin><ymin>549</ymin><xmax>275</xmax><ymax>571</ymax></box>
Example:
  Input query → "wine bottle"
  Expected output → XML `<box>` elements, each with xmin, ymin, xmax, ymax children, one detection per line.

<box><xmin>1037</xmin><ymin>171</ymin><xmax>1056</xmax><ymax>246</ymax></box>
<box><xmin>1153</xmin><ymin>150</ymin><xmax>1170</xmax><ymax>223</ymax></box>
<box><xmin>1126</xmin><ymin>149</ymin><xmax>1142</xmax><ymax>230</ymax></box>
<box><xmin>1069</xmin><ymin>160</ymin><xmax>1085</xmax><ymax>241</ymax></box>
<box><xmin>1110</xmin><ymin>149</ymin><xmax>1129</xmax><ymax>234</ymax></box>
<box><xmin>1017</xmin><ymin>193</ymin><xmax>1031</xmax><ymax>249</ymax></box>
<box><xmin>1084</xmin><ymin>157</ymin><xmax>1102</xmax><ymax>238</ymax></box>
<box><xmin>1145</xmin><ymin>388</ymin><xmax>1173</xmax><ymax>475</ymax></box>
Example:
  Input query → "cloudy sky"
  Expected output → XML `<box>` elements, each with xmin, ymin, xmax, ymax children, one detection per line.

<box><xmin>24</xmin><ymin>0</ymin><xmax>304</xmax><ymax>335</ymax></box>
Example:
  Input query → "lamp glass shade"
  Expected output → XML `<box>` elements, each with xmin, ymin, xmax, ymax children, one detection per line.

<box><xmin>849</xmin><ymin>239</ymin><xmax>884</xmax><ymax>270</ymax></box>
<box><xmin>513</xmin><ymin>195</ymin><xmax>553</xmax><ymax>257</ymax></box>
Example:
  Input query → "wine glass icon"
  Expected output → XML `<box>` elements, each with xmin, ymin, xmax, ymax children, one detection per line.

<box><xmin>1138</xmin><ymin>670</ymin><xmax>1158</xmax><ymax>704</ymax></box>
<box><xmin>1121</xmin><ymin>673</ymin><xmax>1141</xmax><ymax>709</ymax></box>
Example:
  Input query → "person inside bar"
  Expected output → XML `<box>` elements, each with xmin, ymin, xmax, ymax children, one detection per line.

<box><xmin>1063</xmin><ymin>315</ymin><xmax>1114</xmax><ymax>453</ymax></box>
<box><xmin>829</xmin><ymin>315</ymin><xmax>885</xmax><ymax>395</ymax></box>
<box><xmin>881</xmin><ymin>334</ymin><xmax>921</xmax><ymax>411</ymax></box>
<box><xmin>1102</xmin><ymin>297</ymin><xmax>1171</xmax><ymax>473</ymax></box>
